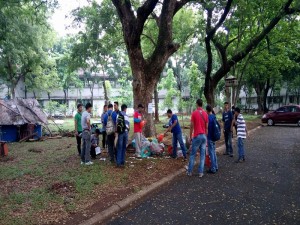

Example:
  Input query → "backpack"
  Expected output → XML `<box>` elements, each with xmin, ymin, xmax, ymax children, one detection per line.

<box><xmin>211</xmin><ymin>116</ymin><xmax>221</xmax><ymax>142</ymax></box>
<box><xmin>117</xmin><ymin>112</ymin><xmax>126</xmax><ymax>134</ymax></box>
<box><xmin>106</xmin><ymin>113</ymin><xmax>114</xmax><ymax>135</ymax></box>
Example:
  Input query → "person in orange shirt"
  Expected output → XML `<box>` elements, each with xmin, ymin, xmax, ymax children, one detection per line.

<box><xmin>187</xmin><ymin>99</ymin><xmax>208</xmax><ymax>178</ymax></box>
<box><xmin>133</xmin><ymin>104</ymin><xmax>144</xmax><ymax>158</ymax></box>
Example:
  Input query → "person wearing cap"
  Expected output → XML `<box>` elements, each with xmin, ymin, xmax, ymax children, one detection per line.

<box><xmin>133</xmin><ymin>104</ymin><xmax>144</xmax><ymax>158</ymax></box>
<box><xmin>165</xmin><ymin>109</ymin><xmax>187</xmax><ymax>161</ymax></box>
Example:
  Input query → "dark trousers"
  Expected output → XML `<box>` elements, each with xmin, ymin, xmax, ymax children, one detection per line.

<box><xmin>102</xmin><ymin>131</ymin><xmax>107</xmax><ymax>148</ymax></box>
<box><xmin>107</xmin><ymin>134</ymin><xmax>116</xmax><ymax>162</ymax></box>
<box><xmin>90</xmin><ymin>146</ymin><xmax>96</xmax><ymax>159</ymax></box>
<box><xmin>224</xmin><ymin>130</ymin><xmax>233</xmax><ymax>154</ymax></box>
<box><xmin>76</xmin><ymin>131</ymin><xmax>82</xmax><ymax>155</ymax></box>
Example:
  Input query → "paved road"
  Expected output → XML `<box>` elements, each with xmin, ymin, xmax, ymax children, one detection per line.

<box><xmin>108</xmin><ymin>126</ymin><xmax>300</xmax><ymax>225</ymax></box>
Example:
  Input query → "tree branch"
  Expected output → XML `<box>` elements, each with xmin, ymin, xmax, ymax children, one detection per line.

<box><xmin>141</xmin><ymin>33</ymin><xmax>157</xmax><ymax>47</ymax></box>
<box><xmin>212</xmin><ymin>0</ymin><xmax>296</xmax><ymax>84</ymax></box>
<box><xmin>173</xmin><ymin>0</ymin><xmax>193</xmax><ymax>15</ymax></box>
<box><xmin>137</xmin><ymin>0</ymin><xmax>159</xmax><ymax>29</ymax></box>
<box><xmin>206</xmin><ymin>0</ymin><xmax>233</xmax><ymax>40</ymax></box>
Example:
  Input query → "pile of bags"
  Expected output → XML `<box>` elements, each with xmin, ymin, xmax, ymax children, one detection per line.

<box><xmin>131</xmin><ymin>133</ymin><xmax>189</xmax><ymax>158</ymax></box>
<box><xmin>132</xmin><ymin>135</ymin><xmax>164</xmax><ymax>158</ymax></box>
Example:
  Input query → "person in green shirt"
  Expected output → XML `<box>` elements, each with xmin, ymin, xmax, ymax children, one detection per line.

<box><xmin>74</xmin><ymin>103</ymin><xmax>83</xmax><ymax>155</ymax></box>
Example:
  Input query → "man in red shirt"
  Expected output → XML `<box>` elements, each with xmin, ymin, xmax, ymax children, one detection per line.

<box><xmin>133</xmin><ymin>104</ymin><xmax>144</xmax><ymax>157</ymax></box>
<box><xmin>187</xmin><ymin>99</ymin><xmax>208</xmax><ymax>178</ymax></box>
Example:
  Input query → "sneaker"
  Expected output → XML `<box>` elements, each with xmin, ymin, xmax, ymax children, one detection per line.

<box><xmin>136</xmin><ymin>154</ymin><xmax>141</xmax><ymax>158</ymax></box>
<box><xmin>187</xmin><ymin>172</ymin><xmax>192</xmax><ymax>177</ymax></box>
<box><xmin>80</xmin><ymin>161</ymin><xmax>84</xmax><ymax>165</ymax></box>
<box><xmin>229</xmin><ymin>154</ymin><xmax>234</xmax><ymax>157</ymax></box>
<box><xmin>199</xmin><ymin>173</ymin><xmax>204</xmax><ymax>178</ymax></box>
<box><xmin>85</xmin><ymin>161</ymin><xmax>94</xmax><ymax>165</ymax></box>
<box><xmin>207</xmin><ymin>169</ymin><xmax>216</xmax><ymax>174</ymax></box>
<box><xmin>235</xmin><ymin>159</ymin><xmax>245</xmax><ymax>163</ymax></box>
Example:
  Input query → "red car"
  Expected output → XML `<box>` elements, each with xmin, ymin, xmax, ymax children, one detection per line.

<box><xmin>262</xmin><ymin>105</ymin><xmax>300</xmax><ymax>126</ymax></box>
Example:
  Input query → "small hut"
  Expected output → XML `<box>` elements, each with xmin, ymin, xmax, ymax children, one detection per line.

<box><xmin>0</xmin><ymin>99</ymin><xmax>48</xmax><ymax>142</ymax></box>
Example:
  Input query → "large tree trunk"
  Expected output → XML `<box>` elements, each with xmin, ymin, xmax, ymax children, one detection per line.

<box><xmin>262</xmin><ymin>79</ymin><xmax>270</xmax><ymax>113</ymax></box>
<box><xmin>255</xmin><ymin>86</ymin><xmax>264</xmax><ymax>113</ymax></box>
<box><xmin>204</xmin><ymin>77</ymin><xmax>216</xmax><ymax>106</ymax></box>
<box><xmin>154</xmin><ymin>83</ymin><xmax>159</xmax><ymax>122</ymax></box>
<box><xmin>132</xmin><ymin>69</ymin><xmax>158</xmax><ymax>137</ymax></box>
<box><xmin>103</xmin><ymin>79</ymin><xmax>108</xmax><ymax>103</ymax></box>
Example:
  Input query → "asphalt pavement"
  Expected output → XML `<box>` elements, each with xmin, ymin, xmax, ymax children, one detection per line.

<box><xmin>108</xmin><ymin>125</ymin><xmax>300</xmax><ymax>225</ymax></box>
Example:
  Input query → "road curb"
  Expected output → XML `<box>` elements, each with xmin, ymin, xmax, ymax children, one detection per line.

<box><xmin>79</xmin><ymin>168</ymin><xmax>186</xmax><ymax>225</ymax></box>
<box><xmin>79</xmin><ymin>125</ymin><xmax>262</xmax><ymax>225</ymax></box>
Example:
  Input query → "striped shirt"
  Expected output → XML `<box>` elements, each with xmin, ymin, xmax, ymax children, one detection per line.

<box><xmin>117</xmin><ymin>111</ymin><xmax>130</xmax><ymax>132</ymax></box>
<box><xmin>236</xmin><ymin>114</ymin><xmax>247</xmax><ymax>139</ymax></box>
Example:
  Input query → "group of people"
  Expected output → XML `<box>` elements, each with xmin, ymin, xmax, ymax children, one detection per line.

<box><xmin>187</xmin><ymin>99</ymin><xmax>249</xmax><ymax>177</ymax></box>
<box><xmin>75</xmin><ymin>101</ymin><xmax>130</xmax><ymax>167</ymax></box>
<box><xmin>74</xmin><ymin>98</ymin><xmax>248</xmax><ymax>176</ymax></box>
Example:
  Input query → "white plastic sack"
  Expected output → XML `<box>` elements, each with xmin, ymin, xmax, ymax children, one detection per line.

<box><xmin>95</xmin><ymin>147</ymin><xmax>101</xmax><ymax>155</ymax></box>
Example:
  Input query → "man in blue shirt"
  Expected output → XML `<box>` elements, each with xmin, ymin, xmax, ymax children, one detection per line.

<box><xmin>164</xmin><ymin>109</ymin><xmax>187</xmax><ymax>161</ymax></box>
<box><xmin>222</xmin><ymin>102</ymin><xmax>233</xmax><ymax>157</ymax></box>
<box><xmin>103</xmin><ymin>104</ymin><xmax>117</xmax><ymax>163</ymax></box>
<box><xmin>206</xmin><ymin>105</ymin><xmax>218</xmax><ymax>174</ymax></box>
<box><xmin>116</xmin><ymin>104</ymin><xmax>130</xmax><ymax>167</ymax></box>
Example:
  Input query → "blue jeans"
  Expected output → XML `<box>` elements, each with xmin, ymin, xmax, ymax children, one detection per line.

<box><xmin>224</xmin><ymin>130</ymin><xmax>233</xmax><ymax>154</ymax></box>
<box><xmin>208</xmin><ymin>140</ymin><xmax>218</xmax><ymax>172</ymax></box>
<box><xmin>237</xmin><ymin>137</ymin><xmax>245</xmax><ymax>160</ymax></box>
<box><xmin>117</xmin><ymin>132</ymin><xmax>128</xmax><ymax>166</ymax></box>
<box><xmin>81</xmin><ymin>130</ymin><xmax>91</xmax><ymax>163</ymax></box>
<box><xmin>172</xmin><ymin>132</ymin><xmax>187</xmax><ymax>158</ymax></box>
<box><xmin>188</xmin><ymin>134</ymin><xmax>207</xmax><ymax>174</ymax></box>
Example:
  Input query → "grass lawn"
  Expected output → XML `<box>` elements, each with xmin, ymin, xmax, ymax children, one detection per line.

<box><xmin>0</xmin><ymin>114</ymin><xmax>261</xmax><ymax>224</ymax></box>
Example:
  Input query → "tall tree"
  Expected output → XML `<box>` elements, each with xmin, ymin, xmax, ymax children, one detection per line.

<box><xmin>200</xmin><ymin>0</ymin><xmax>300</xmax><ymax>106</ymax></box>
<box><xmin>111</xmin><ymin>0</ymin><xmax>196</xmax><ymax>136</ymax></box>
<box><xmin>0</xmin><ymin>0</ymin><xmax>57</xmax><ymax>98</ymax></box>
<box><xmin>71</xmin><ymin>0</ymin><xmax>122</xmax><ymax>104</ymax></box>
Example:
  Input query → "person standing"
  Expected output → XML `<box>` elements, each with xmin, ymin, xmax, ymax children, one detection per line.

<box><xmin>165</xmin><ymin>109</ymin><xmax>187</xmax><ymax>161</ymax></box>
<box><xmin>222</xmin><ymin>102</ymin><xmax>234</xmax><ymax>157</ymax></box>
<box><xmin>232</xmin><ymin>105</ymin><xmax>237</xmax><ymax>135</ymax></box>
<box><xmin>206</xmin><ymin>105</ymin><xmax>218</xmax><ymax>174</ymax></box>
<box><xmin>81</xmin><ymin>103</ymin><xmax>93</xmax><ymax>165</ymax></box>
<box><xmin>113</xmin><ymin>101</ymin><xmax>120</xmax><ymax>114</ymax></box>
<box><xmin>187</xmin><ymin>99</ymin><xmax>208</xmax><ymax>178</ymax></box>
<box><xmin>103</xmin><ymin>104</ymin><xmax>117</xmax><ymax>163</ymax></box>
<box><xmin>116</xmin><ymin>104</ymin><xmax>130</xmax><ymax>167</ymax></box>
<box><xmin>113</xmin><ymin>101</ymin><xmax>120</xmax><ymax>148</ymax></box>
<box><xmin>233</xmin><ymin>107</ymin><xmax>248</xmax><ymax>163</ymax></box>
<box><xmin>133</xmin><ymin>104</ymin><xmax>144</xmax><ymax>158</ymax></box>
<box><xmin>74</xmin><ymin>103</ymin><xmax>83</xmax><ymax>156</ymax></box>
<box><xmin>101</xmin><ymin>104</ymin><xmax>108</xmax><ymax>148</ymax></box>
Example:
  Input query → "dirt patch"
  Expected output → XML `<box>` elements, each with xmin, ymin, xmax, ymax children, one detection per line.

<box><xmin>50</xmin><ymin>182</ymin><xmax>75</xmax><ymax>195</ymax></box>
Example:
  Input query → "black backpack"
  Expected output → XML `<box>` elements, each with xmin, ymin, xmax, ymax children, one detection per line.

<box><xmin>211</xmin><ymin>116</ymin><xmax>221</xmax><ymax>142</ymax></box>
<box><xmin>117</xmin><ymin>112</ymin><xmax>126</xmax><ymax>134</ymax></box>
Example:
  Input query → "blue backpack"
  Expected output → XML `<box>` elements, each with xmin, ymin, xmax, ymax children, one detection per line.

<box><xmin>211</xmin><ymin>116</ymin><xmax>221</xmax><ymax>142</ymax></box>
